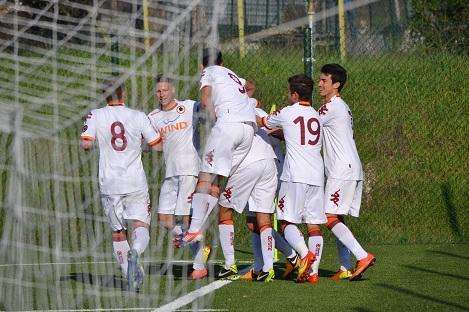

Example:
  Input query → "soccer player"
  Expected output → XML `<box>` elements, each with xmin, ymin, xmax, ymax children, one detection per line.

<box><xmin>80</xmin><ymin>79</ymin><xmax>161</xmax><ymax>291</ymax></box>
<box><xmin>147</xmin><ymin>75</ymin><xmax>210</xmax><ymax>279</ymax></box>
<box><xmin>317</xmin><ymin>64</ymin><xmax>375</xmax><ymax>281</ymax></box>
<box><xmin>240</xmin><ymin>81</ymin><xmax>300</xmax><ymax>281</ymax></box>
<box><xmin>217</xmin><ymin>115</ymin><xmax>278</xmax><ymax>282</ymax></box>
<box><xmin>176</xmin><ymin>49</ymin><xmax>257</xmax><ymax>279</ymax></box>
<box><xmin>259</xmin><ymin>74</ymin><xmax>325</xmax><ymax>283</ymax></box>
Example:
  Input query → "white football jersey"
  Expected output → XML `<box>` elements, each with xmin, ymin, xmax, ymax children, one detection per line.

<box><xmin>199</xmin><ymin>65</ymin><xmax>256</xmax><ymax>123</ymax></box>
<box><xmin>81</xmin><ymin>104</ymin><xmax>160</xmax><ymax>195</ymax></box>
<box><xmin>148</xmin><ymin>100</ymin><xmax>200</xmax><ymax>178</ymax></box>
<box><xmin>318</xmin><ymin>95</ymin><xmax>363</xmax><ymax>180</ymax></box>
<box><xmin>263</xmin><ymin>103</ymin><xmax>324</xmax><ymax>186</ymax></box>
<box><xmin>255</xmin><ymin>107</ymin><xmax>285</xmax><ymax>165</ymax></box>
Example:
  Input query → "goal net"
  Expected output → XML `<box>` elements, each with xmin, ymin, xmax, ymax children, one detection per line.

<box><xmin>0</xmin><ymin>0</ymin><xmax>227</xmax><ymax>310</ymax></box>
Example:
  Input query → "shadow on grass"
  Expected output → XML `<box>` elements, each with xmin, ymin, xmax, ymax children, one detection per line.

<box><xmin>352</xmin><ymin>308</ymin><xmax>374</xmax><ymax>312</ymax></box>
<box><xmin>441</xmin><ymin>182</ymin><xmax>463</xmax><ymax>241</ymax></box>
<box><xmin>60</xmin><ymin>273</ymin><xmax>127</xmax><ymax>290</ymax></box>
<box><xmin>404</xmin><ymin>265</ymin><xmax>469</xmax><ymax>281</ymax></box>
<box><xmin>376</xmin><ymin>283</ymin><xmax>469</xmax><ymax>311</ymax></box>
<box><xmin>427</xmin><ymin>250</ymin><xmax>469</xmax><ymax>261</ymax></box>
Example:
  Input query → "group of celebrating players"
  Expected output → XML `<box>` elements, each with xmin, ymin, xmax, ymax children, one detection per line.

<box><xmin>80</xmin><ymin>48</ymin><xmax>376</xmax><ymax>291</ymax></box>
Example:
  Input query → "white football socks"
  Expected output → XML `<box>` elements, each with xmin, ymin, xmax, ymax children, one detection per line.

<box><xmin>308</xmin><ymin>235</ymin><xmax>323</xmax><ymax>275</ymax></box>
<box><xmin>132</xmin><ymin>227</ymin><xmax>150</xmax><ymax>255</ymax></box>
<box><xmin>331</xmin><ymin>222</ymin><xmax>367</xmax><ymax>260</ymax></box>
<box><xmin>191</xmin><ymin>242</ymin><xmax>206</xmax><ymax>270</ymax></box>
<box><xmin>219</xmin><ymin>223</ymin><xmax>235</xmax><ymax>268</ymax></box>
<box><xmin>273</xmin><ymin>229</ymin><xmax>296</xmax><ymax>259</ymax></box>
<box><xmin>188</xmin><ymin>193</ymin><xmax>219</xmax><ymax>233</ymax></box>
<box><xmin>284</xmin><ymin>224</ymin><xmax>309</xmax><ymax>259</ymax></box>
<box><xmin>336</xmin><ymin>237</ymin><xmax>353</xmax><ymax>270</ymax></box>
<box><xmin>112</xmin><ymin>240</ymin><xmax>130</xmax><ymax>276</ymax></box>
<box><xmin>260</xmin><ymin>227</ymin><xmax>275</xmax><ymax>272</ymax></box>
<box><xmin>251</xmin><ymin>232</ymin><xmax>264</xmax><ymax>272</ymax></box>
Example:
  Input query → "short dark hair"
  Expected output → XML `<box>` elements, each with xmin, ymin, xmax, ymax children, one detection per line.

<box><xmin>320</xmin><ymin>63</ymin><xmax>347</xmax><ymax>92</ymax></box>
<box><xmin>155</xmin><ymin>74</ymin><xmax>174</xmax><ymax>85</ymax></box>
<box><xmin>288</xmin><ymin>74</ymin><xmax>313</xmax><ymax>101</ymax></box>
<box><xmin>202</xmin><ymin>48</ymin><xmax>222</xmax><ymax>67</ymax></box>
<box><xmin>102</xmin><ymin>78</ymin><xmax>125</xmax><ymax>102</ymax></box>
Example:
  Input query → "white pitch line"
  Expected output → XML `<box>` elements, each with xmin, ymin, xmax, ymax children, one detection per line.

<box><xmin>0</xmin><ymin>259</ymin><xmax>253</xmax><ymax>268</ymax></box>
<box><xmin>152</xmin><ymin>280</ymin><xmax>232</xmax><ymax>312</ymax></box>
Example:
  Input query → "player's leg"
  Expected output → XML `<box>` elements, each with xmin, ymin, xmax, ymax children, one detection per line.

<box><xmin>122</xmin><ymin>190</ymin><xmax>152</xmax><ymax>291</ymax></box>
<box><xmin>330</xmin><ymin>217</ymin><xmax>353</xmax><ymax>281</ymax></box>
<box><xmin>306</xmin><ymin>224</ymin><xmax>323</xmax><ymax>284</ymax></box>
<box><xmin>255</xmin><ymin>212</ymin><xmax>275</xmax><ymax>282</ymax></box>
<box><xmin>304</xmin><ymin>184</ymin><xmax>327</xmax><ymax>284</ymax></box>
<box><xmin>325</xmin><ymin>179</ymin><xmax>375</xmax><ymax>280</ymax></box>
<box><xmin>157</xmin><ymin>177</ymin><xmax>178</xmax><ymax>234</ymax></box>
<box><xmin>239</xmin><ymin>213</ymin><xmax>263</xmax><ymax>280</ymax></box>
<box><xmin>101</xmin><ymin>194</ymin><xmax>130</xmax><ymax>277</ymax></box>
<box><xmin>217</xmin><ymin>205</ymin><xmax>238</xmax><ymax>279</ymax></box>
<box><xmin>111</xmin><ymin>230</ymin><xmax>130</xmax><ymax>276</ymax></box>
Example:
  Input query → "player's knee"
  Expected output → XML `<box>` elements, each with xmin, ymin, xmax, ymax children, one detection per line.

<box><xmin>258</xmin><ymin>223</ymin><xmax>271</xmax><ymax>233</ymax></box>
<box><xmin>326</xmin><ymin>215</ymin><xmax>341</xmax><ymax>230</ymax></box>
<box><xmin>279</xmin><ymin>220</ymin><xmax>291</xmax><ymax>233</ymax></box>
<box><xmin>246</xmin><ymin>216</ymin><xmax>257</xmax><ymax>232</ymax></box>
<box><xmin>218</xmin><ymin>206</ymin><xmax>233</xmax><ymax>224</ymax></box>
<box><xmin>307</xmin><ymin>227</ymin><xmax>322</xmax><ymax>237</ymax></box>
<box><xmin>112</xmin><ymin>230</ymin><xmax>127</xmax><ymax>241</ymax></box>
<box><xmin>210</xmin><ymin>184</ymin><xmax>220</xmax><ymax>198</ymax></box>
<box><xmin>133</xmin><ymin>220</ymin><xmax>149</xmax><ymax>229</ymax></box>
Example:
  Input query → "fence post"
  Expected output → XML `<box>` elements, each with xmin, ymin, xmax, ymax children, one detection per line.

<box><xmin>237</xmin><ymin>0</ymin><xmax>246</xmax><ymax>58</ymax></box>
<box><xmin>338</xmin><ymin>0</ymin><xmax>346</xmax><ymax>60</ymax></box>
<box><xmin>304</xmin><ymin>0</ymin><xmax>314</xmax><ymax>79</ymax></box>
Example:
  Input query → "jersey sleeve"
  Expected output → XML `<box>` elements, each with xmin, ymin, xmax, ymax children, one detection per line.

<box><xmin>80</xmin><ymin>110</ymin><xmax>96</xmax><ymax>141</ymax></box>
<box><xmin>141</xmin><ymin>113</ymin><xmax>161</xmax><ymax>146</ymax></box>
<box><xmin>199</xmin><ymin>68</ymin><xmax>213</xmax><ymax>90</ymax></box>
<box><xmin>255</xmin><ymin>107</ymin><xmax>268</xmax><ymax>118</ymax></box>
<box><xmin>262</xmin><ymin>108</ymin><xmax>284</xmax><ymax>130</ymax></box>
<box><xmin>318</xmin><ymin>103</ymin><xmax>334</xmax><ymax>125</ymax></box>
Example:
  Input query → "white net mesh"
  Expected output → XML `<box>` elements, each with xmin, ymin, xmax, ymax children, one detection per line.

<box><xmin>0</xmin><ymin>0</ymin><xmax>228</xmax><ymax>310</ymax></box>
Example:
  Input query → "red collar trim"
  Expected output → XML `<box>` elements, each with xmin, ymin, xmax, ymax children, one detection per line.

<box><xmin>298</xmin><ymin>101</ymin><xmax>311</xmax><ymax>106</ymax></box>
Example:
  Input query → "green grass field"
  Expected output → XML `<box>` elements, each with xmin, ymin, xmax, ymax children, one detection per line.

<box><xmin>1</xmin><ymin>242</ymin><xmax>467</xmax><ymax>311</ymax></box>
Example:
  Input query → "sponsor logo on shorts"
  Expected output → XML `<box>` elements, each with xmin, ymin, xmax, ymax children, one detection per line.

<box><xmin>330</xmin><ymin>189</ymin><xmax>340</xmax><ymax>207</ymax></box>
<box><xmin>223</xmin><ymin>187</ymin><xmax>233</xmax><ymax>203</ymax></box>
<box><xmin>278</xmin><ymin>195</ymin><xmax>286</xmax><ymax>212</ymax></box>
<box><xmin>205</xmin><ymin>149</ymin><xmax>215</xmax><ymax>167</ymax></box>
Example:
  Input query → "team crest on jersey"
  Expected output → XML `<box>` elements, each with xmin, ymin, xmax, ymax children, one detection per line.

<box><xmin>330</xmin><ymin>189</ymin><xmax>340</xmax><ymax>207</ymax></box>
<box><xmin>176</xmin><ymin>105</ymin><xmax>185</xmax><ymax>114</ymax></box>
<box><xmin>278</xmin><ymin>195</ymin><xmax>286</xmax><ymax>212</ymax></box>
<box><xmin>205</xmin><ymin>149</ymin><xmax>214</xmax><ymax>167</ymax></box>
<box><xmin>223</xmin><ymin>187</ymin><xmax>233</xmax><ymax>203</ymax></box>
<box><xmin>319</xmin><ymin>105</ymin><xmax>328</xmax><ymax>115</ymax></box>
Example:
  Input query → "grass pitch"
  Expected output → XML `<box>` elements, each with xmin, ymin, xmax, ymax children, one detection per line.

<box><xmin>1</xmin><ymin>243</ymin><xmax>467</xmax><ymax>311</ymax></box>
<box><xmin>211</xmin><ymin>243</ymin><xmax>469</xmax><ymax>311</ymax></box>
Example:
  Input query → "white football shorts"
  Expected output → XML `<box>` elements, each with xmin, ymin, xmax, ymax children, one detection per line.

<box><xmin>324</xmin><ymin>178</ymin><xmax>363</xmax><ymax>217</ymax></box>
<box><xmin>158</xmin><ymin>175</ymin><xmax>197</xmax><ymax>216</ymax></box>
<box><xmin>276</xmin><ymin>181</ymin><xmax>326</xmax><ymax>224</ymax></box>
<box><xmin>201</xmin><ymin>122</ymin><xmax>255</xmax><ymax>177</ymax></box>
<box><xmin>100</xmin><ymin>189</ymin><xmax>151</xmax><ymax>231</ymax></box>
<box><xmin>218</xmin><ymin>158</ymin><xmax>277</xmax><ymax>214</ymax></box>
